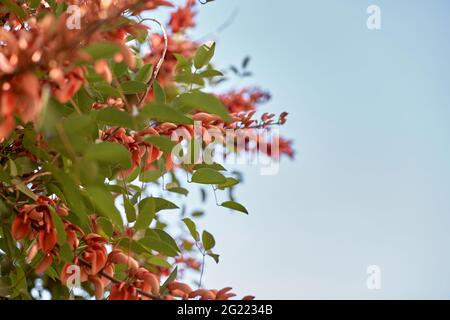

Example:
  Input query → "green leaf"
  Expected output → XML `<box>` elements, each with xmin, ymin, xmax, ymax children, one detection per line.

<box><xmin>44</xmin><ymin>266</ymin><xmax>58</xmax><ymax>281</ymax></box>
<box><xmin>221</xmin><ymin>200</ymin><xmax>248</xmax><ymax>214</ymax></box>
<box><xmin>153</xmin><ymin>229</ymin><xmax>180</xmax><ymax>253</ymax></box>
<box><xmin>176</xmin><ymin>72</ymin><xmax>205</xmax><ymax>86</ymax></box>
<box><xmin>11</xmin><ymin>179</ymin><xmax>37</xmax><ymax>200</ymax></box>
<box><xmin>174</xmin><ymin>53</ymin><xmax>191</xmax><ymax>70</ymax></box>
<box><xmin>92</xmin><ymin>107</ymin><xmax>134</xmax><ymax>128</ymax></box>
<box><xmin>193</xmin><ymin>163</ymin><xmax>227</xmax><ymax>171</ymax></box>
<box><xmin>200</xmin><ymin>69</ymin><xmax>224</xmax><ymax>78</ymax></box>
<box><xmin>144</xmin><ymin>136</ymin><xmax>177</xmax><ymax>153</ymax></box>
<box><xmin>0</xmin><ymin>276</ymin><xmax>11</xmax><ymax>297</ymax></box>
<box><xmin>123</xmin><ymin>195</ymin><xmax>136</xmax><ymax>223</ymax></box>
<box><xmin>120</xmin><ymin>80</ymin><xmax>147</xmax><ymax>94</ymax></box>
<box><xmin>191</xmin><ymin>210</ymin><xmax>204</xmax><ymax>217</ymax></box>
<box><xmin>139</xmin><ymin>236</ymin><xmax>178</xmax><ymax>257</ymax></box>
<box><xmin>125</xmin><ymin>167</ymin><xmax>140</xmax><ymax>183</ymax></box>
<box><xmin>14</xmin><ymin>157</ymin><xmax>37</xmax><ymax>175</ymax></box>
<box><xmin>93</xmin><ymin>84</ymin><xmax>121</xmax><ymax>98</ymax></box>
<box><xmin>49</xmin><ymin>207</ymin><xmax>67</xmax><ymax>245</ymax></box>
<box><xmin>167</xmin><ymin>186</ymin><xmax>188</xmax><ymax>196</ymax></box>
<box><xmin>136</xmin><ymin>197</ymin><xmax>155</xmax><ymax>230</ymax></box>
<box><xmin>1</xmin><ymin>224</ymin><xmax>16</xmax><ymax>258</ymax></box>
<box><xmin>44</xmin><ymin>164</ymin><xmax>88</xmax><ymax>226</ymax></box>
<box><xmin>0</xmin><ymin>199</ymin><xmax>10</xmax><ymax>218</ymax></box>
<box><xmin>97</xmin><ymin>216</ymin><xmax>114</xmax><ymax>238</ymax></box>
<box><xmin>10</xmin><ymin>267</ymin><xmax>27</xmax><ymax>298</ymax></box>
<box><xmin>153</xmin><ymin>81</ymin><xmax>166</xmax><ymax>103</ymax></box>
<box><xmin>8</xmin><ymin>159</ymin><xmax>17</xmax><ymax>176</ymax></box>
<box><xmin>139</xmin><ymin>168</ymin><xmax>163</xmax><ymax>183</ymax></box>
<box><xmin>153</xmin><ymin>197</ymin><xmax>179</xmax><ymax>213</ymax></box>
<box><xmin>30</xmin><ymin>0</ymin><xmax>41</xmax><ymax>9</ymax></box>
<box><xmin>176</xmin><ymin>91</ymin><xmax>230</xmax><ymax>121</ymax></box>
<box><xmin>194</xmin><ymin>41</ymin><xmax>216</xmax><ymax>69</ymax></box>
<box><xmin>218</xmin><ymin>177</ymin><xmax>239</xmax><ymax>189</ymax></box>
<box><xmin>84</xmin><ymin>41</ymin><xmax>121</xmax><ymax>60</ymax></box>
<box><xmin>207</xmin><ymin>252</ymin><xmax>220</xmax><ymax>264</ymax></box>
<box><xmin>23</xmin><ymin>129</ymin><xmax>50</xmax><ymax>161</ymax></box>
<box><xmin>117</xmin><ymin>238</ymin><xmax>147</xmax><ymax>255</ymax></box>
<box><xmin>191</xmin><ymin>168</ymin><xmax>226</xmax><ymax>185</ymax></box>
<box><xmin>60</xmin><ymin>243</ymin><xmax>74</xmax><ymax>263</ymax></box>
<box><xmin>141</xmin><ymin>102</ymin><xmax>193</xmax><ymax>125</ymax></box>
<box><xmin>0</xmin><ymin>0</ymin><xmax>26</xmax><ymax>20</ymax></box>
<box><xmin>113</xmin><ymin>61</ymin><xmax>128</xmax><ymax>78</ymax></box>
<box><xmin>85</xmin><ymin>186</ymin><xmax>124</xmax><ymax>229</ymax></box>
<box><xmin>84</xmin><ymin>142</ymin><xmax>131</xmax><ymax>169</ymax></box>
<box><xmin>0</xmin><ymin>166</ymin><xmax>11</xmax><ymax>183</ymax></box>
<box><xmin>148</xmin><ymin>257</ymin><xmax>171</xmax><ymax>268</ymax></box>
<box><xmin>182</xmin><ymin>218</ymin><xmax>199</xmax><ymax>241</ymax></box>
<box><xmin>135</xmin><ymin>64</ymin><xmax>153</xmax><ymax>83</ymax></box>
<box><xmin>161</xmin><ymin>267</ymin><xmax>178</xmax><ymax>293</ymax></box>
<box><xmin>202</xmin><ymin>230</ymin><xmax>215</xmax><ymax>251</ymax></box>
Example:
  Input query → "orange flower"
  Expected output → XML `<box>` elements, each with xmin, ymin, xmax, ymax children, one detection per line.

<box><xmin>64</xmin><ymin>221</ymin><xmax>85</xmax><ymax>250</ymax></box>
<box><xmin>82</xmin><ymin>233</ymin><xmax>108</xmax><ymax>275</ymax></box>
<box><xmin>109</xmin><ymin>282</ymin><xmax>139</xmax><ymax>300</ymax></box>
<box><xmin>167</xmin><ymin>281</ymin><xmax>192</xmax><ymax>299</ymax></box>
<box><xmin>35</xmin><ymin>252</ymin><xmax>55</xmax><ymax>274</ymax></box>
<box><xmin>141</xmin><ymin>0</ymin><xmax>173</xmax><ymax>11</ymax></box>
<box><xmin>189</xmin><ymin>289</ymin><xmax>215</xmax><ymax>300</ymax></box>
<box><xmin>0</xmin><ymin>72</ymin><xmax>42</xmax><ymax>139</ymax></box>
<box><xmin>11</xmin><ymin>199</ymin><xmax>58</xmax><ymax>253</ymax></box>
<box><xmin>94</xmin><ymin>59</ymin><xmax>112</xmax><ymax>84</ymax></box>
<box><xmin>102</xmin><ymin>127</ymin><xmax>164</xmax><ymax>177</ymax></box>
<box><xmin>169</xmin><ymin>0</ymin><xmax>196</xmax><ymax>34</ymax></box>
<box><xmin>52</xmin><ymin>67</ymin><xmax>85</xmax><ymax>103</ymax></box>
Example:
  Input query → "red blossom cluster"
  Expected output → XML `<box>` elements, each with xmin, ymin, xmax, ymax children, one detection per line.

<box><xmin>0</xmin><ymin>0</ymin><xmax>172</xmax><ymax>138</ymax></box>
<box><xmin>11</xmin><ymin>198</ymin><xmax>251</xmax><ymax>300</ymax></box>
<box><xmin>102</xmin><ymin>127</ymin><xmax>164</xmax><ymax>176</ymax></box>
<box><xmin>219</xmin><ymin>88</ymin><xmax>272</xmax><ymax>114</ymax></box>
<box><xmin>169</xmin><ymin>0</ymin><xmax>197</xmax><ymax>33</ymax></box>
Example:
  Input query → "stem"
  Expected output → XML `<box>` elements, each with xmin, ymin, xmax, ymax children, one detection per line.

<box><xmin>194</xmin><ymin>242</ymin><xmax>206</xmax><ymax>289</ymax></box>
<box><xmin>69</xmin><ymin>99</ymin><xmax>82</xmax><ymax>114</ymax></box>
<box><xmin>136</xmin><ymin>18</ymin><xmax>168</xmax><ymax>109</ymax></box>
<box><xmin>199</xmin><ymin>252</ymin><xmax>206</xmax><ymax>288</ymax></box>
<box><xmin>212</xmin><ymin>185</ymin><xmax>219</xmax><ymax>206</ymax></box>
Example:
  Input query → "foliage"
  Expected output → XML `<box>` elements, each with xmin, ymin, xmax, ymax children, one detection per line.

<box><xmin>0</xmin><ymin>0</ymin><xmax>293</xmax><ymax>300</ymax></box>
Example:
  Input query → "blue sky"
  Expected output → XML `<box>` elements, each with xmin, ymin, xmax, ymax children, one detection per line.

<box><xmin>155</xmin><ymin>0</ymin><xmax>450</xmax><ymax>299</ymax></box>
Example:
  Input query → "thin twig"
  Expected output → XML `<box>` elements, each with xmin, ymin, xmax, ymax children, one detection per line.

<box><xmin>194</xmin><ymin>242</ymin><xmax>206</xmax><ymax>288</ymax></box>
<box><xmin>22</xmin><ymin>172</ymin><xmax>51</xmax><ymax>184</ymax></box>
<box><xmin>136</xmin><ymin>18</ymin><xmax>168</xmax><ymax>109</ymax></box>
<box><xmin>196</xmin><ymin>6</ymin><xmax>239</xmax><ymax>43</ymax></box>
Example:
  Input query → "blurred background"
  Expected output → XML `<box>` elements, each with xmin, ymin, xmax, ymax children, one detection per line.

<box><xmin>156</xmin><ymin>0</ymin><xmax>450</xmax><ymax>299</ymax></box>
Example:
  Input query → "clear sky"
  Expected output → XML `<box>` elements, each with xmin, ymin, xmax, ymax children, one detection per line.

<box><xmin>154</xmin><ymin>0</ymin><xmax>450</xmax><ymax>299</ymax></box>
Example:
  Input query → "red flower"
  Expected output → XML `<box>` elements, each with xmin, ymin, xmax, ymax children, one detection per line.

<box><xmin>0</xmin><ymin>72</ymin><xmax>42</xmax><ymax>139</ymax></box>
<box><xmin>109</xmin><ymin>282</ymin><xmax>139</xmax><ymax>300</ymax></box>
<box><xmin>11</xmin><ymin>198</ymin><xmax>58</xmax><ymax>253</ymax></box>
<box><xmin>141</xmin><ymin>0</ymin><xmax>174</xmax><ymax>11</ymax></box>
<box><xmin>169</xmin><ymin>0</ymin><xmax>196</xmax><ymax>34</ymax></box>
<box><xmin>52</xmin><ymin>67</ymin><xmax>85</xmax><ymax>103</ymax></box>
